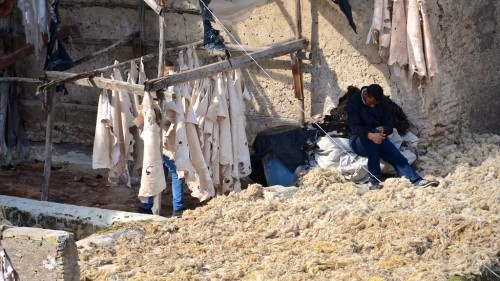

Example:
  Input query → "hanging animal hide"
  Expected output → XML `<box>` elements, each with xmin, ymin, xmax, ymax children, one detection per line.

<box><xmin>92</xmin><ymin>87</ymin><xmax>114</xmax><ymax>169</ymax></box>
<box><xmin>419</xmin><ymin>0</ymin><xmax>439</xmax><ymax>81</ymax></box>
<box><xmin>366</xmin><ymin>0</ymin><xmax>384</xmax><ymax>44</ymax></box>
<box><xmin>136</xmin><ymin>92</ymin><xmax>166</xmax><ymax>203</ymax></box>
<box><xmin>407</xmin><ymin>0</ymin><xmax>427</xmax><ymax>81</ymax></box>
<box><xmin>378</xmin><ymin>0</ymin><xmax>392</xmax><ymax>60</ymax></box>
<box><xmin>388</xmin><ymin>0</ymin><xmax>408</xmax><ymax>68</ymax></box>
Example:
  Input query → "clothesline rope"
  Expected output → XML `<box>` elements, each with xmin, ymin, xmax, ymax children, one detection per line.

<box><xmin>197</xmin><ymin>1</ymin><xmax>500</xmax><ymax>278</ymax></box>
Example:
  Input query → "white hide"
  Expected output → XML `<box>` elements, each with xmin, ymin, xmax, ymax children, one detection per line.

<box><xmin>128</xmin><ymin>61</ymin><xmax>144</xmax><ymax>171</ymax></box>
<box><xmin>419</xmin><ymin>0</ymin><xmax>439</xmax><ymax>80</ymax></box>
<box><xmin>388</xmin><ymin>0</ymin><xmax>409</xmax><ymax>68</ymax></box>
<box><xmin>107</xmin><ymin>64</ymin><xmax>135</xmax><ymax>187</ymax></box>
<box><xmin>366</xmin><ymin>0</ymin><xmax>384</xmax><ymax>45</ymax></box>
<box><xmin>136</xmin><ymin>92</ymin><xmax>166</xmax><ymax>200</ymax></box>
<box><xmin>407</xmin><ymin>0</ymin><xmax>427</xmax><ymax>80</ymax></box>
<box><xmin>92</xmin><ymin>88</ymin><xmax>115</xmax><ymax>169</ymax></box>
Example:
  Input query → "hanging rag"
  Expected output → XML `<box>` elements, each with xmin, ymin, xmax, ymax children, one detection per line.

<box><xmin>198</xmin><ymin>0</ymin><xmax>232</xmax><ymax>65</ymax></box>
<box><xmin>331</xmin><ymin>0</ymin><xmax>357</xmax><ymax>33</ymax></box>
<box><xmin>44</xmin><ymin>0</ymin><xmax>73</xmax><ymax>72</ymax></box>
<box><xmin>17</xmin><ymin>0</ymin><xmax>48</xmax><ymax>57</ymax></box>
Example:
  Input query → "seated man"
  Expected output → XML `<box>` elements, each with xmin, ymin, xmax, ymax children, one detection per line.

<box><xmin>346</xmin><ymin>84</ymin><xmax>439</xmax><ymax>190</ymax></box>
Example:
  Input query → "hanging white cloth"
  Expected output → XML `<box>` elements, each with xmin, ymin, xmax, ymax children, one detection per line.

<box><xmin>135</xmin><ymin>92</ymin><xmax>166</xmax><ymax>206</ymax></box>
<box><xmin>92</xmin><ymin>87</ymin><xmax>114</xmax><ymax>169</ymax></box>
<box><xmin>17</xmin><ymin>0</ymin><xmax>48</xmax><ymax>57</ymax></box>
<box><xmin>107</xmin><ymin>63</ymin><xmax>135</xmax><ymax>187</ymax></box>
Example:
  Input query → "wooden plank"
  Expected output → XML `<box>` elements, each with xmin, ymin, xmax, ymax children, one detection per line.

<box><xmin>293</xmin><ymin>0</ymin><xmax>305</xmax><ymax>125</ymax></box>
<box><xmin>46</xmin><ymin>71</ymin><xmax>145</xmax><ymax>95</ymax></box>
<box><xmin>37</xmin><ymin>40</ymin><xmax>203</xmax><ymax>94</ymax></box>
<box><xmin>145</xmin><ymin>38</ymin><xmax>308</xmax><ymax>92</ymax></box>
<box><xmin>0</xmin><ymin>77</ymin><xmax>42</xmax><ymax>84</ymax></box>
<box><xmin>58</xmin><ymin>1</ymin><xmax>200</xmax><ymax>15</ymax></box>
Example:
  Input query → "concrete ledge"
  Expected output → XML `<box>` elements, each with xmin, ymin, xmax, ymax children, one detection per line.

<box><xmin>1</xmin><ymin>226</ymin><xmax>79</xmax><ymax>281</ymax></box>
<box><xmin>0</xmin><ymin>195</ymin><xmax>167</xmax><ymax>240</ymax></box>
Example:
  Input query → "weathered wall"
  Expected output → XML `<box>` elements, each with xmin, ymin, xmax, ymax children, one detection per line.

<box><xmin>7</xmin><ymin>0</ymin><xmax>500</xmax><ymax>146</ymax></box>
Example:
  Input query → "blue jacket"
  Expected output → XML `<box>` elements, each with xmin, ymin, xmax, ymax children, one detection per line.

<box><xmin>346</xmin><ymin>87</ymin><xmax>394</xmax><ymax>140</ymax></box>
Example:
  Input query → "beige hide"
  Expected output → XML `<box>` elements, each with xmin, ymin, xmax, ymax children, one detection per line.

<box><xmin>419</xmin><ymin>0</ymin><xmax>439</xmax><ymax>80</ymax></box>
<box><xmin>388</xmin><ymin>0</ymin><xmax>409</xmax><ymax>68</ymax></box>
<box><xmin>366</xmin><ymin>0</ymin><xmax>384</xmax><ymax>44</ymax></box>
<box><xmin>407</xmin><ymin>0</ymin><xmax>427</xmax><ymax>80</ymax></box>
<box><xmin>136</xmin><ymin>92</ymin><xmax>166</xmax><ymax>201</ymax></box>
<box><xmin>92</xmin><ymin>87</ymin><xmax>114</xmax><ymax>169</ymax></box>
<box><xmin>108</xmin><ymin>64</ymin><xmax>135</xmax><ymax>187</ymax></box>
<box><xmin>128</xmin><ymin>61</ymin><xmax>144</xmax><ymax>171</ymax></box>
<box><xmin>378</xmin><ymin>0</ymin><xmax>392</xmax><ymax>60</ymax></box>
<box><xmin>227</xmin><ymin>72</ymin><xmax>252</xmax><ymax>185</ymax></box>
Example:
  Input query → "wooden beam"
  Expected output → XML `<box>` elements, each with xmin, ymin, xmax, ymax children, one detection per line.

<box><xmin>58</xmin><ymin>1</ymin><xmax>200</xmax><ymax>15</ymax></box>
<box><xmin>0</xmin><ymin>77</ymin><xmax>42</xmax><ymax>83</ymax></box>
<box><xmin>37</xmin><ymin>40</ymin><xmax>203</xmax><ymax>94</ymax></box>
<box><xmin>293</xmin><ymin>0</ymin><xmax>305</xmax><ymax>125</ymax></box>
<box><xmin>70</xmin><ymin>32</ymin><xmax>139</xmax><ymax>68</ymax></box>
<box><xmin>145</xmin><ymin>38</ymin><xmax>308</xmax><ymax>92</ymax></box>
<box><xmin>46</xmin><ymin>71</ymin><xmax>145</xmax><ymax>95</ymax></box>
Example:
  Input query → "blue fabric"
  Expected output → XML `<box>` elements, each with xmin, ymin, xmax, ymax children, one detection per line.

<box><xmin>162</xmin><ymin>155</ymin><xmax>185</xmax><ymax>212</ymax></box>
<box><xmin>139</xmin><ymin>156</ymin><xmax>185</xmax><ymax>212</ymax></box>
<box><xmin>350</xmin><ymin>133</ymin><xmax>422</xmax><ymax>183</ymax></box>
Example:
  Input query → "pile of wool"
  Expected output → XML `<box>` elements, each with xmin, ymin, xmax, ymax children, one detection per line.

<box><xmin>78</xmin><ymin>134</ymin><xmax>499</xmax><ymax>280</ymax></box>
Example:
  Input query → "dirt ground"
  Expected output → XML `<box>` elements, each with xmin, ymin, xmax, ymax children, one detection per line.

<box><xmin>0</xmin><ymin>161</ymin><xmax>207</xmax><ymax>217</ymax></box>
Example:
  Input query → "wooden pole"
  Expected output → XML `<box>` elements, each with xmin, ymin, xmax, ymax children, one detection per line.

<box><xmin>146</xmin><ymin>38</ymin><xmax>307</xmax><ymax>92</ymax></box>
<box><xmin>154</xmin><ymin>0</ymin><xmax>167</xmax><ymax>216</ymax></box>
<box><xmin>36</xmin><ymin>40</ymin><xmax>203</xmax><ymax>95</ymax></box>
<box><xmin>41</xmin><ymin>89</ymin><xmax>57</xmax><ymax>201</ymax></box>
<box><xmin>292</xmin><ymin>0</ymin><xmax>305</xmax><ymax>126</ymax></box>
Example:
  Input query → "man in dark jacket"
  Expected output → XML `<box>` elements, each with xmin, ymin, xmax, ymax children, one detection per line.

<box><xmin>346</xmin><ymin>84</ymin><xmax>439</xmax><ymax>190</ymax></box>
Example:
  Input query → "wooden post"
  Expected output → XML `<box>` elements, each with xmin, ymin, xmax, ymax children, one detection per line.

<box><xmin>154</xmin><ymin>0</ymin><xmax>167</xmax><ymax>216</ymax></box>
<box><xmin>292</xmin><ymin>0</ymin><xmax>305</xmax><ymax>126</ymax></box>
<box><xmin>41</xmin><ymin>89</ymin><xmax>57</xmax><ymax>201</ymax></box>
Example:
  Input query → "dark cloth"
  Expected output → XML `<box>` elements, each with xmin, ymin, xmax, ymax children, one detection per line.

<box><xmin>345</xmin><ymin>86</ymin><xmax>393</xmax><ymax>140</ymax></box>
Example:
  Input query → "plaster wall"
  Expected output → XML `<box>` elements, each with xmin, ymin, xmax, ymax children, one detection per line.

<box><xmin>6</xmin><ymin>0</ymin><xmax>500</xmax><ymax>146</ymax></box>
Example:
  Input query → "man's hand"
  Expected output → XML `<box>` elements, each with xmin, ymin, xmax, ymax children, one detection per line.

<box><xmin>376</xmin><ymin>126</ymin><xmax>384</xmax><ymax>134</ymax></box>
<box><xmin>368</xmin><ymin>132</ymin><xmax>386</xmax><ymax>144</ymax></box>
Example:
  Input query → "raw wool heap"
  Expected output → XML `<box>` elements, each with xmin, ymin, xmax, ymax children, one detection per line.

<box><xmin>162</xmin><ymin>46</ymin><xmax>252</xmax><ymax>201</ymax></box>
<box><xmin>79</xmin><ymin>133</ymin><xmax>499</xmax><ymax>280</ymax></box>
<box><xmin>367</xmin><ymin>0</ymin><xmax>438</xmax><ymax>88</ymax></box>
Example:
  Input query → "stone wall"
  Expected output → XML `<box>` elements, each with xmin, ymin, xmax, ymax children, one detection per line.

<box><xmin>6</xmin><ymin>0</ymin><xmax>499</xmax><ymax>146</ymax></box>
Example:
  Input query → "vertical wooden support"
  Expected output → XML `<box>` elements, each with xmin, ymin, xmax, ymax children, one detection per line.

<box><xmin>41</xmin><ymin>89</ymin><xmax>57</xmax><ymax>201</ymax></box>
<box><xmin>153</xmin><ymin>0</ymin><xmax>167</xmax><ymax>215</ymax></box>
<box><xmin>292</xmin><ymin>0</ymin><xmax>305</xmax><ymax>126</ymax></box>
